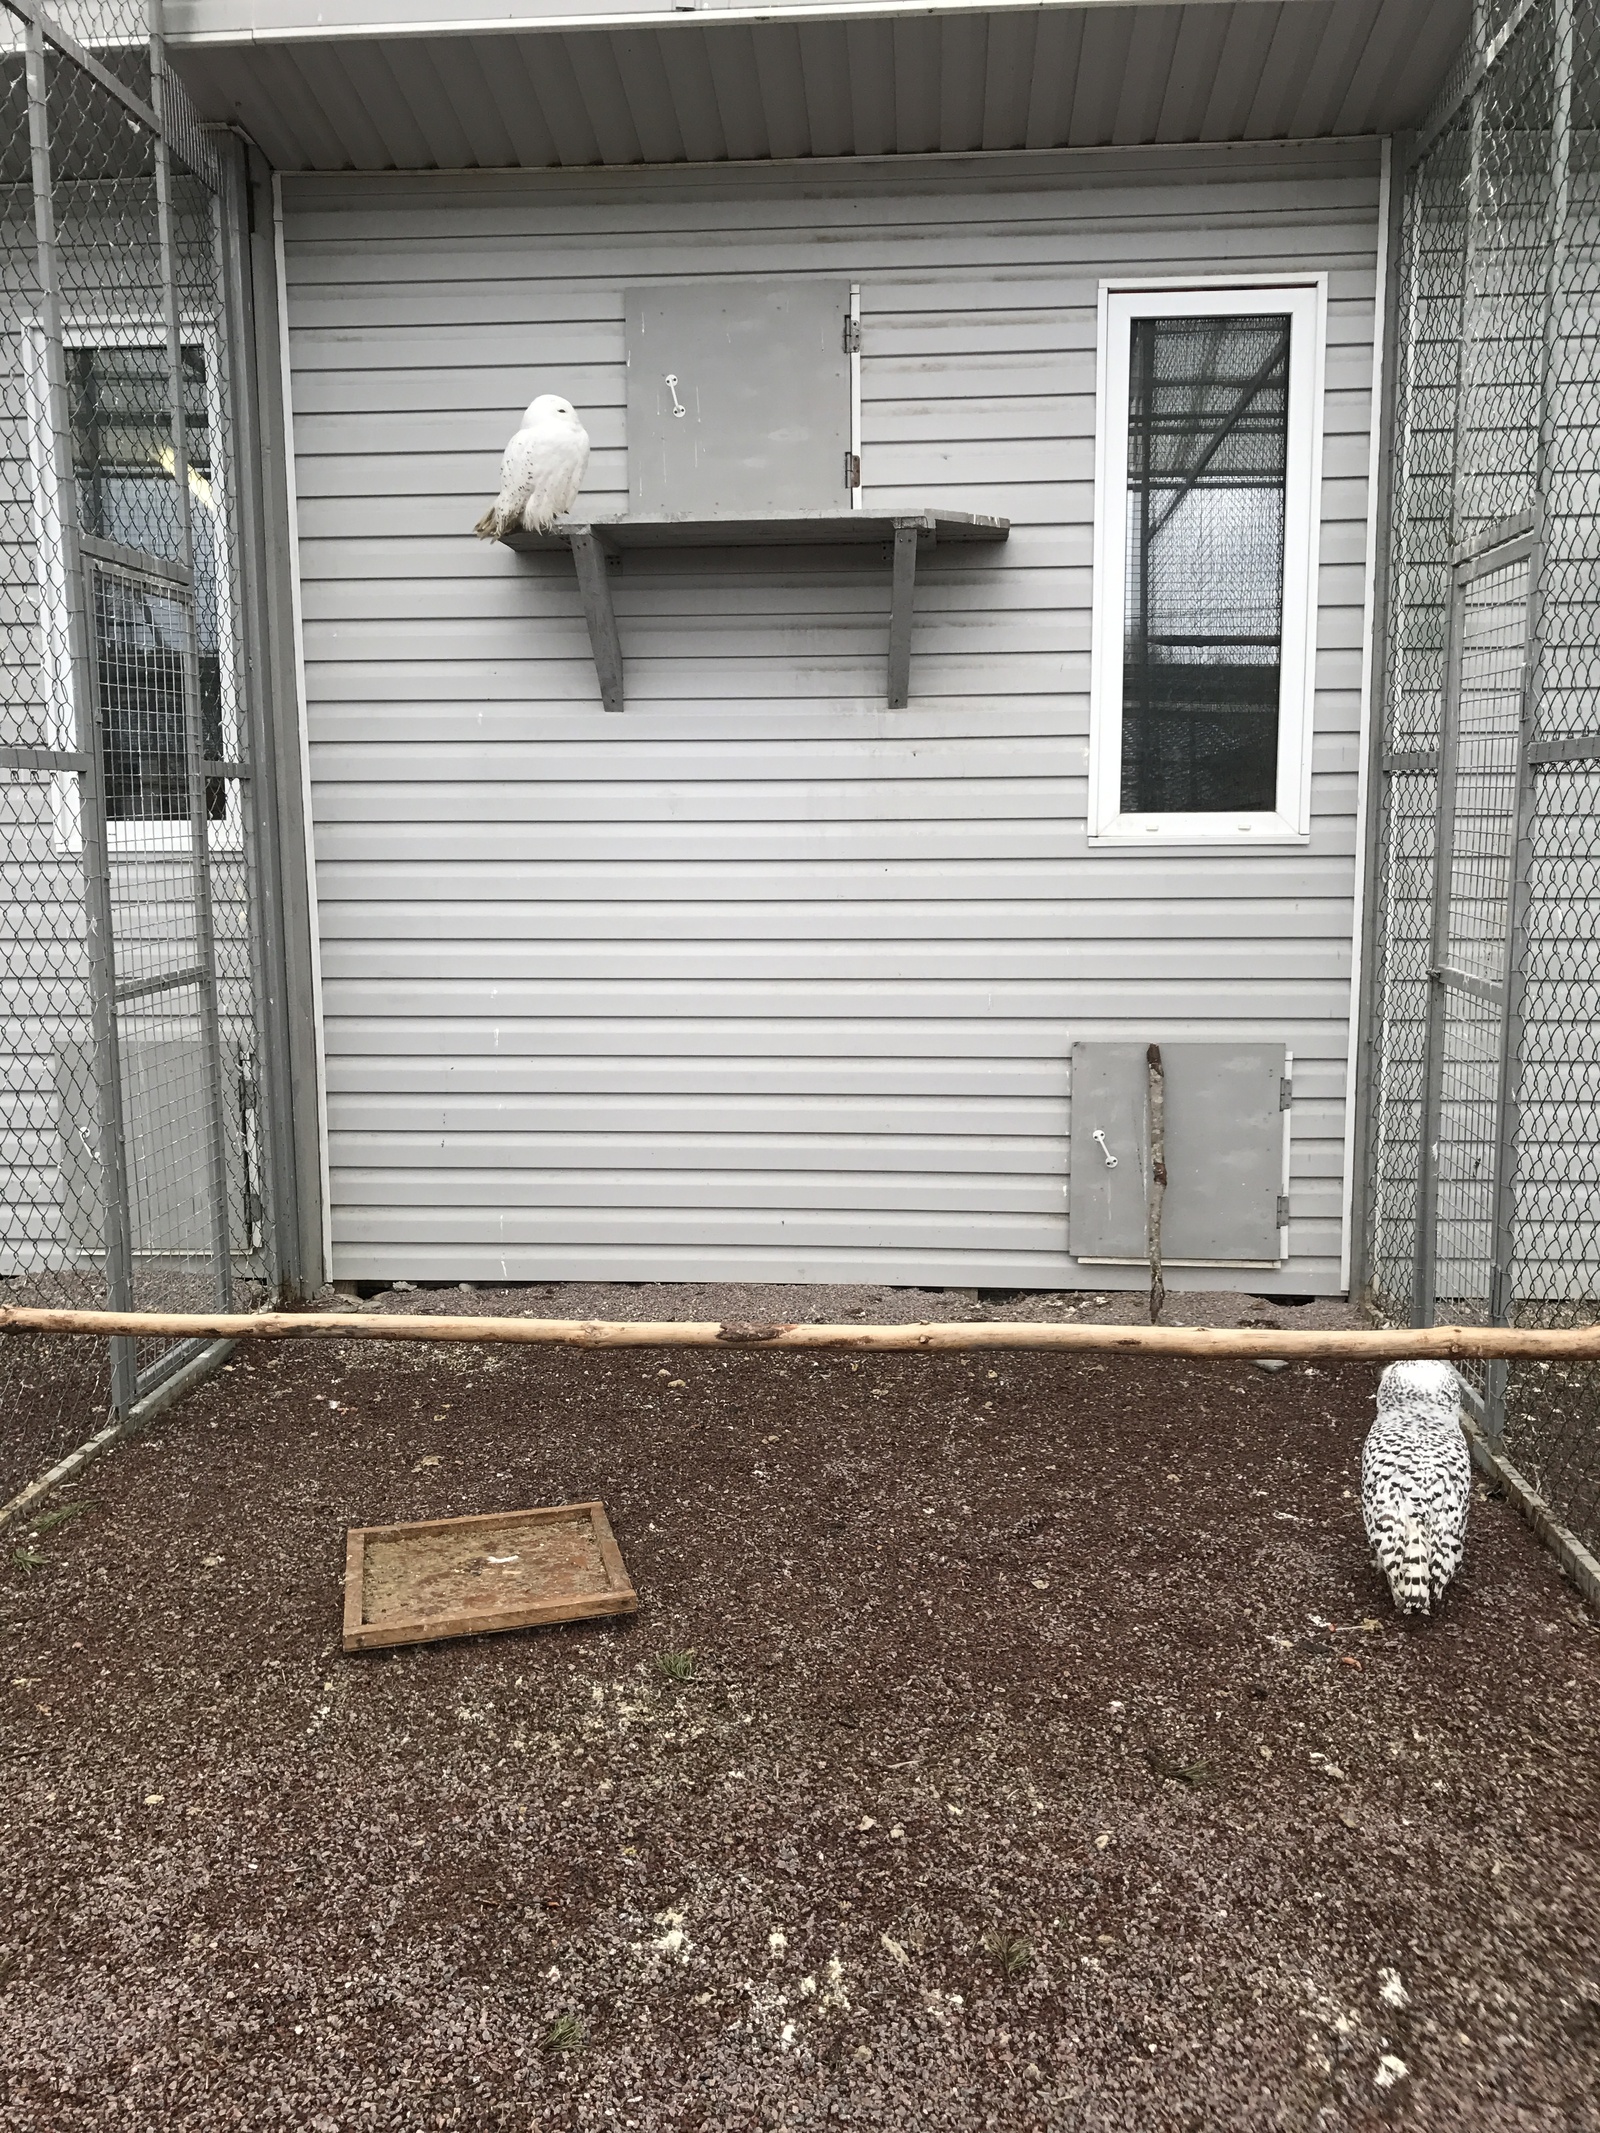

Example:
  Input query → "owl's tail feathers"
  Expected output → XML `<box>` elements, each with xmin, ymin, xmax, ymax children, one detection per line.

<box><xmin>1391</xmin><ymin>1515</ymin><xmax>1433</xmax><ymax>1615</ymax></box>
<box><xmin>474</xmin><ymin>505</ymin><xmax>501</xmax><ymax>540</ymax></box>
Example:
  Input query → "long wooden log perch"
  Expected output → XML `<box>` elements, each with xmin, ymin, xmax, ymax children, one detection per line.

<box><xmin>3</xmin><ymin>1304</ymin><xmax>1600</xmax><ymax>1361</ymax></box>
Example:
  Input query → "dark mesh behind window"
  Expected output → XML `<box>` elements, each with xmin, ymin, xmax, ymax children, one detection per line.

<box><xmin>70</xmin><ymin>345</ymin><xmax>223</xmax><ymax>821</ymax></box>
<box><xmin>92</xmin><ymin>574</ymin><xmax>225</xmax><ymax>822</ymax></box>
<box><xmin>1122</xmin><ymin>313</ymin><xmax>1290</xmax><ymax>814</ymax></box>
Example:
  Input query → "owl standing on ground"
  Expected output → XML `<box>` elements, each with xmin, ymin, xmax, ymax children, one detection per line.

<box><xmin>474</xmin><ymin>395</ymin><xmax>590</xmax><ymax>539</ymax></box>
<box><xmin>1362</xmin><ymin>1359</ymin><xmax>1472</xmax><ymax>1615</ymax></box>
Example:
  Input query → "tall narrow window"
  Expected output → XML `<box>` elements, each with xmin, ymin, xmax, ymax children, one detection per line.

<box><xmin>1123</xmin><ymin>314</ymin><xmax>1288</xmax><ymax>812</ymax></box>
<box><xmin>1091</xmin><ymin>282</ymin><xmax>1323</xmax><ymax>843</ymax></box>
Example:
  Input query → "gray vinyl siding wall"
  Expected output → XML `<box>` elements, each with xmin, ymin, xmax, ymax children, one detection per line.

<box><xmin>279</xmin><ymin>140</ymin><xmax>1381</xmax><ymax>1291</ymax></box>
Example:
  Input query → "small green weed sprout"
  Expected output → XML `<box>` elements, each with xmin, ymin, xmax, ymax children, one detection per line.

<box><xmin>29</xmin><ymin>1502</ymin><xmax>95</xmax><ymax>1537</ymax></box>
<box><xmin>982</xmin><ymin>1930</ymin><xmax>1034</xmax><ymax>1980</ymax></box>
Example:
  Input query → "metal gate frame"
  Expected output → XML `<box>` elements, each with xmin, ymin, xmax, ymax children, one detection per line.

<box><xmin>1412</xmin><ymin>517</ymin><xmax>1536</xmax><ymax>1385</ymax></box>
<box><xmin>1404</xmin><ymin>0</ymin><xmax>1575</xmax><ymax>1448</ymax></box>
<box><xmin>3</xmin><ymin>0</ymin><xmax>306</xmax><ymax>1422</ymax></box>
<box><xmin>1361</xmin><ymin>0</ymin><xmax>1600</xmax><ymax>1579</ymax></box>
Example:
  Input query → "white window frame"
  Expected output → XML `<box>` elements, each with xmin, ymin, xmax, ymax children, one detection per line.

<box><xmin>1088</xmin><ymin>275</ymin><xmax>1326</xmax><ymax>847</ymax></box>
<box><xmin>26</xmin><ymin>314</ymin><xmax>241</xmax><ymax>856</ymax></box>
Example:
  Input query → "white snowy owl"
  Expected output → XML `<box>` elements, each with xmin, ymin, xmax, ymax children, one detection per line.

<box><xmin>1361</xmin><ymin>1360</ymin><xmax>1472</xmax><ymax>1615</ymax></box>
<box><xmin>474</xmin><ymin>395</ymin><xmax>590</xmax><ymax>540</ymax></box>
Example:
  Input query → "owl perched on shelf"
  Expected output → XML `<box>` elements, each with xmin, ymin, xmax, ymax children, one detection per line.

<box><xmin>474</xmin><ymin>395</ymin><xmax>590</xmax><ymax>540</ymax></box>
<box><xmin>1362</xmin><ymin>1360</ymin><xmax>1472</xmax><ymax>1615</ymax></box>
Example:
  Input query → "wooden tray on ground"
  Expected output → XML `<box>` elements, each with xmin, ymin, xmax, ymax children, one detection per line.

<box><xmin>343</xmin><ymin>1501</ymin><xmax>637</xmax><ymax>1653</ymax></box>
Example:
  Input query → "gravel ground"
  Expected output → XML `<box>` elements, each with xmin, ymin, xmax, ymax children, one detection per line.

<box><xmin>0</xmin><ymin>1331</ymin><xmax>113</xmax><ymax>1506</ymax></box>
<box><xmin>3</xmin><ymin>1281</ymin><xmax>1599</xmax><ymax>2131</ymax></box>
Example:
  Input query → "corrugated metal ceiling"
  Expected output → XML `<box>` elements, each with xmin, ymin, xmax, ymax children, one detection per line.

<box><xmin>173</xmin><ymin>0</ymin><xmax>1469</xmax><ymax>172</ymax></box>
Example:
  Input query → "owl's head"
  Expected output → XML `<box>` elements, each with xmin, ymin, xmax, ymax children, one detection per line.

<box><xmin>1375</xmin><ymin>1358</ymin><xmax>1462</xmax><ymax>1414</ymax></box>
<box><xmin>524</xmin><ymin>394</ymin><xmax>581</xmax><ymax>424</ymax></box>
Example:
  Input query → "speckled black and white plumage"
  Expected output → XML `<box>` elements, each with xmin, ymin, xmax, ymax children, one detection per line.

<box><xmin>1362</xmin><ymin>1360</ymin><xmax>1472</xmax><ymax>1614</ymax></box>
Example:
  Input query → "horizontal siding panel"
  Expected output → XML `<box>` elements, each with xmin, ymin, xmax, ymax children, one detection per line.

<box><xmin>308</xmin><ymin>816</ymin><xmax>1360</xmax><ymax>864</ymax></box>
<box><xmin>290</xmin><ymin>557</ymin><xmax>1371</xmax><ymax>628</ymax></box>
<box><xmin>320</xmin><ymin>1019</ymin><xmax>1357</xmax><ymax>1068</ymax></box>
<box><xmin>334</xmin><ymin>1173</ymin><xmax>1069</xmax><ymax>1218</ymax></box>
<box><xmin>298</xmin><ymin>657</ymin><xmax>1366</xmax><ymax>712</ymax></box>
<box><xmin>323</xmin><ymin>1201</ymin><xmax>1341</xmax><ymax>1263</ymax></box>
<box><xmin>280</xmin><ymin>156</ymin><xmax>1381</xmax><ymax>238</ymax></box>
<box><xmin>312</xmin><ymin>895</ymin><xmax>1358</xmax><ymax>943</ymax></box>
<box><xmin>326</xmin><ymin>1156</ymin><xmax>1348</xmax><ymax>1210</ymax></box>
<box><xmin>286</xmin><ymin>366</ymin><xmax>1377</xmax><ymax>446</ymax></box>
<box><xmin>282</xmin><ymin>231</ymin><xmax>1384</xmax><ymax>296</ymax></box>
<box><xmin>285</xmin><ymin>147</ymin><xmax>1377</xmax><ymax>1291</ymax></box>
<box><xmin>332</xmin><ymin>1143</ymin><xmax>1066</xmax><ymax>1177</ymax></box>
<box><xmin>319</xmin><ymin>977</ymin><xmax>1355</xmax><ymax>1019</ymax></box>
<box><xmin>309</xmin><ymin>779</ymin><xmax>1088</xmax><ymax>824</ymax></box>
<box><xmin>313</xmin><ymin>939</ymin><xmax>1352</xmax><ymax>983</ymax></box>
<box><xmin>283</xmin><ymin>336</ymin><xmax>1380</xmax><ymax>412</ymax></box>
<box><xmin>305</xmin><ymin>734</ymin><xmax>1109</xmax><ymax>781</ymax></box>
<box><xmin>288</xmin><ymin>429</ymin><xmax>1375</xmax><ymax>495</ymax></box>
<box><xmin>329</xmin><ymin>1203</ymin><xmax>1073</xmax><ymax>1250</ymax></box>
<box><xmin>326</xmin><ymin>1113</ymin><xmax>1344</xmax><ymax>1163</ymax></box>
<box><xmin>306</xmin><ymin>777</ymin><xmax>1378</xmax><ymax>830</ymax></box>
<box><xmin>325</xmin><ymin>1245</ymin><xmax>1342</xmax><ymax>1288</ymax></box>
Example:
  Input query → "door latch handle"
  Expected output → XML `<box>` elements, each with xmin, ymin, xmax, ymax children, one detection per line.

<box><xmin>1092</xmin><ymin>1128</ymin><xmax>1118</xmax><ymax>1169</ymax></box>
<box><xmin>664</xmin><ymin>373</ymin><xmax>686</xmax><ymax>418</ymax></box>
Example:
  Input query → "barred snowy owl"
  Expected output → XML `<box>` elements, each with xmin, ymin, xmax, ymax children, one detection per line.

<box><xmin>1362</xmin><ymin>1360</ymin><xmax>1471</xmax><ymax>1615</ymax></box>
<box><xmin>474</xmin><ymin>395</ymin><xmax>590</xmax><ymax>540</ymax></box>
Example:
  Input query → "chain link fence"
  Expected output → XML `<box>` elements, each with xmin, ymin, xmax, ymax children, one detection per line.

<box><xmin>1</xmin><ymin>0</ymin><xmax>275</xmax><ymax>1496</ymax></box>
<box><xmin>1365</xmin><ymin>0</ymin><xmax>1600</xmax><ymax>1562</ymax></box>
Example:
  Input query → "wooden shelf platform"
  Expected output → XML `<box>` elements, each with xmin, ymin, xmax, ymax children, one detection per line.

<box><xmin>499</xmin><ymin>509</ymin><xmax>1010</xmax><ymax>713</ymax></box>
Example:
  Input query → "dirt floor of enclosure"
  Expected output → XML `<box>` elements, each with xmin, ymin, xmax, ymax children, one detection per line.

<box><xmin>3</xmin><ymin>1282</ymin><xmax>1600</xmax><ymax>2132</ymax></box>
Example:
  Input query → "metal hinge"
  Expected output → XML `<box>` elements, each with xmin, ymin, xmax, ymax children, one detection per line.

<box><xmin>1277</xmin><ymin>1195</ymin><xmax>1291</xmax><ymax>1229</ymax></box>
<box><xmin>845</xmin><ymin>451</ymin><xmax>861</xmax><ymax>489</ymax></box>
<box><xmin>843</xmin><ymin>316</ymin><xmax>861</xmax><ymax>354</ymax></box>
<box><xmin>1280</xmin><ymin>1075</ymin><xmax>1293</xmax><ymax>1111</ymax></box>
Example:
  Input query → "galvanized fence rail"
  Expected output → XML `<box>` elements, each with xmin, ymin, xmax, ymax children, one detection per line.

<box><xmin>1364</xmin><ymin>0</ymin><xmax>1600</xmax><ymax>1563</ymax></box>
<box><xmin>0</xmin><ymin>0</ymin><xmax>276</xmax><ymax>1488</ymax></box>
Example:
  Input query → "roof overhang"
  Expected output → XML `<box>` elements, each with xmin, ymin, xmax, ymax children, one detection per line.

<box><xmin>169</xmin><ymin>0</ymin><xmax>1471</xmax><ymax>173</ymax></box>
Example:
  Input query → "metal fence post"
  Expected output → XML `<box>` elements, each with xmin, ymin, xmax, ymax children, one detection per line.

<box><xmin>1485</xmin><ymin>0</ymin><xmax>1575</xmax><ymax>1444</ymax></box>
<box><xmin>214</xmin><ymin>133</ymin><xmax>301</xmax><ymax>1300</ymax></box>
<box><xmin>151</xmin><ymin>11</ymin><xmax>234</xmax><ymax>1311</ymax></box>
<box><xmin>1349</xmin><ymin>134</ymin><xmax>1409</xmax><ymax>1306</ymax></box>
<box><xmin>24</xmin><ymin>12</ymin><xmax>138</xmax><ymax>1414</ymax></box>
<box><xmin>1412</xmin><ymin>7</ymin><xmax>1486</xmax><ymax>1335</ymax></box>
<box><xmin>1413</xmin><ymin>567</ymin><xmax>1466</xmax><ymax>1329</ymax></box>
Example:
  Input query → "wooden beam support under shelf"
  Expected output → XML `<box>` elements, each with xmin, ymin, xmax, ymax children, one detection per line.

<box><xmin>567</xmin><ymin>526</ymin><xmax>624</xmax><ymax>716</ymax></box>
<box><xmin>887</xmin><ymin>518</ymin><xmax>920</xmax><ymax>709</ymax></box>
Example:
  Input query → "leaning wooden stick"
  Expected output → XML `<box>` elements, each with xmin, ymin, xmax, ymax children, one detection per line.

<box><xmin>1147</xmin><ymin>1041</ymin><xmax>1166</xmax><ymax>1327</ymax></box>
<box><xmin>3</xmin><ymin>1305</ymin><xmax>1600</xmax><ymax>1361</ymax></box>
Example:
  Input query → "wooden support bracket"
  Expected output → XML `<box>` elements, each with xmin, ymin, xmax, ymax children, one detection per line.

<box><xmin>504</xmin><ymin>510</ymin><xmax>1007</xmax><ymax>715</ymax></box>
<box><xmin>567</xmin><ymin>526</ymin><xmax>623</xmax><ymax>715</ymax></box>
<box><xmin>887</xmin><ymin>518</ymin><xmax>921</xmax><ymax>709</ymax></box>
